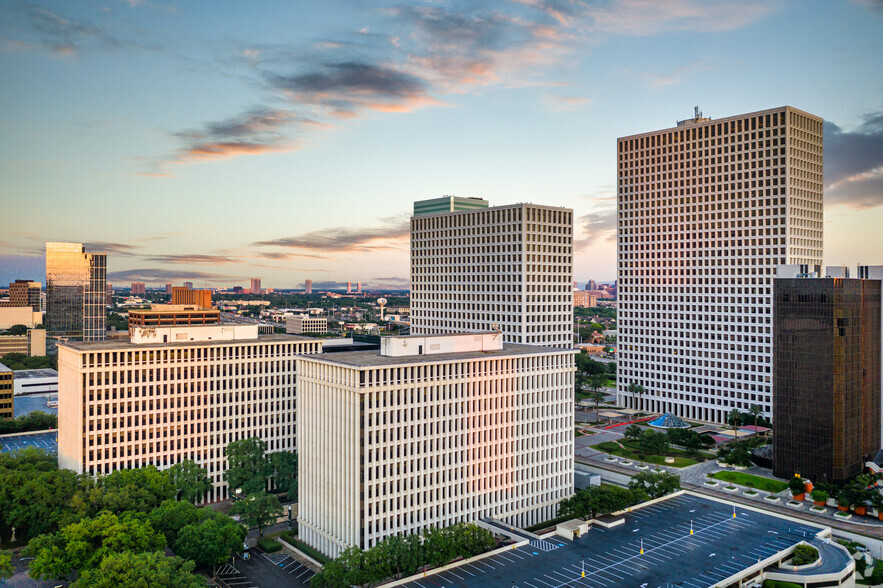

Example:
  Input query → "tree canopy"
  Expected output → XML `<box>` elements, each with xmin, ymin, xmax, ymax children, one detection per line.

<box><xmin>230</xmin><ymin>491</ymin><xmax>282</xmax><ymax>536</ymax></box>
<box><xmin>628</xmin><ymin>471</ymin><xmax>681</xmax><ymax>499</ymax></box>
<box><xmin>557</xmin><ymin>484</ymin><xmax>646</xmax><ymax>520</ymax></box>
<box><xmin>224</xmin><ymin>437</ymin><xmax>271</xmax><ymax>495</ymax></box>
<box><xmin>167</xmin><ymin>460</ymin><xmax>212</xmax><ymax>505</ymax></box>
<box><xmin>72</xmin><ymin>551</ymin><xmax>205</xmax><ymax>588</ymax></box>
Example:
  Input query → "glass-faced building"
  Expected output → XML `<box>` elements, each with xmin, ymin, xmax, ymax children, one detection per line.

<box><xmin>773</xmin><ymin>276</ymin><xmax>881</xmax><ymax>483</ymax></box>
<box><xmin>46</xmin><ymin>242</ymin><xmax>107</xmax><ymax>342</ymax></box>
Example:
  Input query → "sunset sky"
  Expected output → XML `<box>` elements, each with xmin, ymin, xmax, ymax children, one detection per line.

<box><xmin>1</xmin><ymin>0</ymin><xmax>881</xmax><ymax>290</ymax></box>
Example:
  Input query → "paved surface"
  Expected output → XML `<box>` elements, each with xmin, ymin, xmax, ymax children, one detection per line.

<box><xmin>13</xmin><ymin>393</ymin><xmax>58</xmax><ymax>418</ymax></box>
<box><xmin>398</xmin><ymin>494</ymin><xmax>824</xmax><ymax>588</ymax></box>
<box><xmin>0</xmin><ymin>431</ymin><xmax>57</xmax><ymax>453</ymax></box>
<box><xmin>215</xmin><ymin>550</ymin><xmax>314</xmax><ymax>588</ymax></box>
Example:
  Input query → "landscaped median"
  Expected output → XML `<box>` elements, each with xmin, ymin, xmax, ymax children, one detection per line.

<box><xmin>709</xmin><ymin>471</ymin><xmax>788</xmax><ymax>494</ymax></box>
<box><xmin>590</xmin><ymin>441</ymin><xmax>697</xmax><ymax>467</ymax></box>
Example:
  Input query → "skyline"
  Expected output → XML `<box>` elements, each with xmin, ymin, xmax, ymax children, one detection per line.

<box><xmin>2</xmin><ymin>0</ymin><xmax>882</xmax><ymax>288</ymax></box>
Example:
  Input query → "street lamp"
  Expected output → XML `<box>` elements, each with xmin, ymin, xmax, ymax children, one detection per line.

<box><xmin>581</xmin><ymin>556</ymin><xmax>585</xmax><ymax>578</ymax></box>
<box><xmin>640</xmin><ymin>535</ymin><xmax>644</xmax><ymax>555</ymax></box>
<box><xmin>690</xmin><ymin>519</ymin><xmax>693</xmax><ymax>535</ymax></box>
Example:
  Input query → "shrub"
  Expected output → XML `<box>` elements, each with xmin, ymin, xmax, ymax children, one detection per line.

<box><xmin>790</xmin><ymin>544</ymin><xmax>819</xmax><ymax>566</ymax></box>
<box><xmin>258</xmin><ymin>537</ymin><xmax>283</xmax><ymax>553</ymax></box>
<box><xmin>810</xmin><ymin>489</ymin><xmax>829</xmax><ymax>503</ymax></box>
<box><xmin>788</xmin><ymin>477</ymin><xmax>806</xmax><ymax>495</ymax></box>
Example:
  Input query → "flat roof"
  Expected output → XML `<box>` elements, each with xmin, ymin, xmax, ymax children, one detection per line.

<box><xmin>12</xmin><ymin>368</ymin><xmax>58</xmax><ymax>379</ymax></box>
<box><xmin>58</xmin><ymin>333</ymin><xmax>316</xmax><ymax>352</ymax></box>
<box><xmin>300</xmin><ymin>343</ymin><xmax>573</xmax><ymax>368</ymax></box>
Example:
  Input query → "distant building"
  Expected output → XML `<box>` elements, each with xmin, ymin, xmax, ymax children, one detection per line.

<box><xmin>410</xmin><ymin>198</ymin><xmax>574</xmax><ymax>348</ymax></box>
<box><xmin>585</xmin><ymin>279</ymin><xmax>597</xmax><ymax>291</ymax></box>
<box><xmin>573</xmin><ymin>291</ymin><xmax>598</xmax><ymax>308</ymax></box>
<box><xmin>250</xmin><ymin>278</ymin><xmax>262</xmax><ymax>295</ymax></box>
<box><xmin>617</xmin><ymin>107</ymin><xmax>823</xmax><ymax>423</ymax></box>
<box><xmin>412</xmin><ymin>195</ymin><xmax>489</xmax><ymax>216</ymax></box>
<box><xmin>46</xmin><ymin>242</ymin><xmax>107</xmax><ymax>342</ymax></box>
<box><xmin>171</xmin><ymin>287</ymin><xmax>212</xmax><ymax>309</ymax></box>
<box><xmin>12</xmin><ymin>368</ymin><xmax>57</xmax><ymax>396</ymax></box>
<box><xmin>773</xmin><ymin>272</ymin><xmax>881</xmax><ymax>483</ymax></box>
<box><xmin>286</xmin><ymin>316</ymin><xmax>327</xmax><ymax>335</ymax></box>
<box><xmin>131</xmin><ymin>282</ymin><xmax>146</xmax><ymax>295</ymax></box>
<box><xmin>57</xmin><ymin>324</ymin><xmax>322</xmax><ymax>501</ymax></box>
<box><xmin>0</xmin><ymin>363</ymin><xmax>12</xmax><ymax>419</ymax></box>
<box><xmin>106</xmin><ymin>283</ymin><xmax>113</xmax><ymax>305</ymax></box>
<box><xmin>128</xmin><ymin>305</ymin><xmax>221</xmax><ymax>329</ymax></box>
<box><xmin>165</xmin><ymin>283</ymin><xmax>172</xmax><ymax>295</ymax></box>
<box><xmin>0</xmin><ymin>306</ymin><xmax>46</xmax><ymax>356</ymax></box>
<box><xmin>298</xmin><ymin>333</ymin><xmax>574</xmax><ymax>557</ymax></box>
<box><xmin>346</xmin><ymin>282</ymin><xmax>352</xmax><ymax>294</ymax></box>
<box><xmin>0</xmin><ymin>280</ymin><xmax>42</xmax><ymax>312</ymax></box>
<box><xmin>183</xmin><ymin>282</ymin><xmax>193</xmax><ymax>289</ymax></box>
<box><xmin>305</xmin><ymin>279</ymin><xmax>312</xmax><ymax>294</ymax></box>
<box><xmin>356</xmin><ymin>282</ymin><xmax>361</xmax><ymax>294</ymax></box>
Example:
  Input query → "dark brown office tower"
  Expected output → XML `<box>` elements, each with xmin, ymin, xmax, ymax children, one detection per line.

<box><xmin>773</xmin><ymin>278</ymin><xmax>881</xmax><ymax>483</ymax></box>
<box><xmin>3</xmin><ymin>280</ymin><xmax>42</xmax><ymax>312</ymax></box>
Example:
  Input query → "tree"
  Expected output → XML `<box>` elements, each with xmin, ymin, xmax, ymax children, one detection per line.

<box><xmin>623</xmin><ymin>424</ymin><xmax>643</xmax><ymax>443</ymax></box>
<box><xmin>638</xmin><ymin>430</ymin><xmax>669</xmax><ymax>456</ymax></box>
<box><xmin>0</xmin><ymin>551</ymin><xmax>13</xmax><ymax>582</ymax></box>
<box><xmin>1</xmin><ymin>325</ymin><xmax>27</xmax><ymax>336</ymax></box>
<box><xmin>574</xmin><ymin>373</ymin><xmax>588</xmax><ymax>396</ymax></box>
<box><xmin>224</xmin><ymin>438</ymin><xmax>271</xmax><ymax>495</ymax></box>
<box><xmin>628</xmin><ymin>382</ymin><xmax>645</xmax><ymax>411</ymax></box>
<box><xmin>591</xmin><ymin>391</ymin><xmax>604</xmax><ymax>418</ymax></box>
<box><xmin>26</xmin><ymin>511</ymin><xmax>166</xmax><ymax>580</ymax></box>
<box><xmin>728</xmin><ymin>409</ymin><xmax>742</xmax><ymax>440</ymax></box>
<box><xmin>148</xmin><ymin>500</ymin><xmax>202</xmax><ymax>547</ymax></box>
<box><xmin>628</xmin><ymin>471</ymin><xmax>681</xmax><ymax>499</ymax></box>
<box><xmin>749</xmin><ymin>404</ymin><xmax>763</xmax><ymax>431</ymax></box>
<box><xmin>230</xmin><ymin>491</ymin><xmax>282</xmax><ymax>536</ymax></box>
<box><xmin>89</xmin><ymin>466</ymin><xmax>176</xmax><ymax>515</ymax></box>
<box><xmin>268</xmin><ymin>451</ymin><xmax>298</xmax><ymax>501</ymax></box>
<box><xmin>72</xmin><ymin>551</ymin><xmax>205</xmax><ymax>588</ymax></box>
<box><xmin>168</xmin><ymin>460</ymin><xmax>212</xmax><ymax>504</ymax></box>
<box><xmin>174</xmin><ymin>512</ymin><xmax>246</xmax><ymax>570</ymax></box>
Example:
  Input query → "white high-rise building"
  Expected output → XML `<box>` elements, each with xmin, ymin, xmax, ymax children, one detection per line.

<box><xmin>617</xmin><ymin>106</ymin><xmax>823</xmax><ymax>423</ymax></box>
<box><xmin>410</xmin><ymin>198</ymin><xmax>574</xmax><ymax>348</ymax></box>
<box><xmin>297</xmin><ymin>333</ymin><xmax>574</xmax><ymax>558</ymax></box>
<box><xmin>57</xmin><ymin>324</ymin><xmax>321</xmax><ymax>502</ymax></box>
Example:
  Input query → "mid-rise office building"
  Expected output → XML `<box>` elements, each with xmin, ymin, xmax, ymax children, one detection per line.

<box><xmin>773</xmin><ymin>273</ymin><xmax>881</xmax><ymax>483</ymax></box>
<box><xmin>1</xmin><ymin>280</ymin><xmax>42</xmax><ymax>312</ymax></box>
<box><xmin>304</xmin><ymin>279</ymin><xmax>312</xmax><ymax>294</ymax></box>
<box><xmin>131</xmin><ymin>282</ymin><xmax>146</xmax><ymax>296</ymax></box>
<box><xmin>250</xmin><ymin>278</ymin><xmax>262</xmax><ymax>295</ymax></box>
<box><xmin>57</xmin><ymin>324</ymin><xmax>322</xmax><ymax>502</ymax></box>
<box><xmin>128</xmin><ymin>305</ymin><xmax>221</xmax><ymax>328</ymax></box>
<box><xmin>166</xmin><ymin>283</ymin><xmax>173</xmax><ymax>295</ymax></box>
<box><xmin>573</xmin><ymin>291</ymin><xmax>598</xmax><ymax>308</ymax></box>
<box><xmin>617</xmin><ymin>107</ymin><xmax>823</xmax><ymax>422</ymax></box>
<box><xmin>171</xmin><ymin>287</ymin><xmax>212</xmax><ymax>309</ymax></box>
<box><xmin>183</xmin><ymin>282</ymin><xmax>194</xmax><ymax>289</ymax></box>
<box><xmin>0</xmin><ymin>363</ymin><xmax>12</xmax><ymax>419</ymax></box>
<box><xmin>413</xmin><ymin>195</ymin><xmax>489</xmax><ymax>216</ymax></box>
<box><xmin>286</xmin><ymin>316</ymin><xmax>327</xmax><ymax>335</ymax></box>
<box><xmin>46</xmin><ymin>242</ymin><xmax>107</xmax><ymax>342</ymax></box>
<box><xmin>410</xmin><ymin>197</ymin><xmax>574</xmax><ymax>348</ymax></box>
<box><xmin>298</xmin><ymin>333</ymin><xmax>574</xmax><ymax>557</ymax></box>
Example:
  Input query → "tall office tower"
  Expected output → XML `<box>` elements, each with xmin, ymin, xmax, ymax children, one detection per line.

<box><xmin>131</xmin><ymin>282</ymin><xmax>146</xmax><ymax>295</ymax></box>
<box><xmin>859</xmin><ymin>265</ymin><xmax>883</xmax><ymax>442</ymax></box>
<box><xmin>616</xmin><ymin>107</ymin><xmax>823</xmax><ymax>423</ymax></box>
<box><xmin>305</xmin><ymin>279</ymin><xmax>312</xmax><ymax>294</ymax></box>
<box><xmin>106</xmin><ymin>284</ymin><xmax>113</xmax><ymax>306</ymax></box>
<box><xmin>250</xmin><ymin>278</ymin><xmax>262</xmax><ymax>295</ymax></box>
<box><xmin>773</xmin><ymin>274</ymin><xmax>881</xmax><ymax>483</ymax></box>
<box><xmin>46</xmin><ymin>242</ymin><xmax>107</xmax><ymax>342</ymax></box>
<box><xmin>298</xmin><ymin>333</ymin><xmax>574</xmax><ymax>557</ymax></box>
<box><xmin>346</xmin><ymin>282</ymin><xmax>352</xmax><ymax>294</ymax></box>
<box><xmin>171</xmin><ymin>287</ymin><xmax>212</xmax><ymax>309</ymax></box>
<box><xmin>57</xmin><ymin>324</ymin><xmax>322</xmax><ymax>502</ymax></box>
<box><xmin>166</xmin><ymin>283</ymin><xmax>173</xmax><ymax>295</ymax></box>
<box><xmin>3</xmin><ymin>280</ymin><xmax>42</xmax><ymax>312</ymax></box>
<box><xmin>586</xmin><ymin>279</ymin><xmax>597</xmax><ymax>292</ymax></box>
<box><xmin>183</xmin><ymin>281</ymin><xmax>194</xmax><ymax>290</ymax></box>
<box><xmin>356</xmin><ymin>282</ymin><xmax>361</xmax><ymax>294</ymax></box>
<box><xmin>410</xmin><ymin>197</ymin><xmax>574</xmax><ymax>348</ymax></box>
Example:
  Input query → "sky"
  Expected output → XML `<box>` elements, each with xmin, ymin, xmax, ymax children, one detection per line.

<box><xmin>1</xmin><ymin>0</ymin><xmax>882</xmax><ymax>291</ymax></box>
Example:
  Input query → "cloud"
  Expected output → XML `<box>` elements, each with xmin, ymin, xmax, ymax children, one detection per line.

<box><xmin>853</xmin><ymin>0</ymin><xmax>883</xmax><ymax>13</ymax></box>
<box><xmin>251</xmin><ymin>251</ymin><xmax>331</xmax><ymax>261</ymax></box>
<box><xmin>369</xmin><ymin>276</ymin><xmax>411</xmax><ymax>289</ymax></box>
<box><xmin>542</xmin><ymin>94</ymin><xmax>593</xmax><ymax>111</ymax></box>
<box><xmin>585</xmin><ymin>0</ymin><xmax>777</xmax><ymax>36</ymax></box>
<box><xmin>84</xmin><ymin>241</ymin><xmax>140</xmax><ymax>256</ymax></box>
<box><xmin>141</xmin><ymin>254</ymin><xmax>238</xmax><ymax>264</ymax></box>
<box><xmin>575</xmin><ymin>209</ymin><xmax>617</xmax><ymax>250</ymax></box>
<box><xmin>825</xmin><ymin>113</ymin><xmax>883</xmax><ymax>208</ymax></box>
<box><xmin>253</xmin><ymin>216</ymin><xmax>409</xmax><ymax>253</ymax></box>
<box><xmin>107</xmin><ymin>268</ymin><xmax>239</xmax><ymax>284</ymax></box>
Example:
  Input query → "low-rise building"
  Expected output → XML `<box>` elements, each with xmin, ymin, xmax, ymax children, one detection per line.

<box><xmin>57</xmin><ymin>324</ymin><xmax>322</xmax><ymax>502</ymax></box>
<box><xmin>286</xmin><ymin>316</ymin><xmax>327</xmax><ymax>335</ymax></box>
<box><xmin>0</xmin><ymin>307</ymin><xmax>47</xmax><ymax>356</ymax></box>
<box><xmin>0</xmin><ymin>363</ymin><xmax>12</xmax><ymax>418</ymax></box>
<box><xmin>128</xmin><ymin>305</ymin><xmax>221</xmax><ymax>329</ymax></box>
<box><xmin>297</xmin><ymin>332</ymin><xmax>574</xmax><ymax>557</ymax></box>
<box><xmin>13</xmin><ymin>368</ymin><xmax>58</xmax><ymax>395</ymax></box>
<box><xmin>171</xmin><ymin>287</ymin><xmax>212</xmax><ymax>309</ymax></box>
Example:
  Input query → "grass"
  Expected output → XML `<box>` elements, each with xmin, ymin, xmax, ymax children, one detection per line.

<box><xmin>289</xmin><ymin>538</ymin><xmax>332</xmax><ymax>565</ymax></box>
<box><xmin>709</xmin><ymin>471</ymin><xmax>788</xmax><ymax>493</ymax></box>
<box><xmin>590</xmin><ymin>441</ymin><xmax>697</xmax><ymax>467</ymax></box>
<box><xmin>858</xmin><ymin>560</ymin><xmax>883</xmax><ymax>585</ymax></box>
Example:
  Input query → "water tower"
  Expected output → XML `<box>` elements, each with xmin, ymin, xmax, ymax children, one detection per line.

<box><xmin>377</xmin><ymin>297</ymin><xmax>388</xmax><ymax>320</ymax></box>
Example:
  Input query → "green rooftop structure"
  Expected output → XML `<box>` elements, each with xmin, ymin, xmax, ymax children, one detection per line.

<box><xmin>412</xmin><ymin>196</ymin><xmax>488</xmax><ymax>217</ymax></box>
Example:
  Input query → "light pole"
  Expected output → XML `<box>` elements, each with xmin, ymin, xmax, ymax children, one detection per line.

<box><xmin>733</xmin><ymin>502</ymin><xmax>737</xmax><ymax>518</ymax></box>
<box><xmin>690</xmin><ymin>519</ymin><xmax>693</xmax><ymax>535</ymax></box>
<box><xmin>640</xmin><ymin>535</ymin><xmax>644</xmax><ymax>555</ymax></box>
<box><xmin>581</xmin><ymin>556</ymin><xmax>585</xmax><ymax>578</ymax></box>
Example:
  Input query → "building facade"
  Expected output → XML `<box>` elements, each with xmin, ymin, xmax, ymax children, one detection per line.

<box><xmin>171</xmin><ymin>287</ymin><xmax>212</xmax><ymax>309</ymax></box>
<box><xmin>286</xmin><ymin>316</ymin><xmax>327</xmax><ymax>335</ymax></box>
<box><xmin>131</xmin><ymin>282</ymin><xmax>146</xmax><ymax>295</ymax></box>
<box><xmin>250</xmin><ymin>278</ymin><xmax>262</xmax><ymax>295</ymax></box>
<box><xmin>573</xmin><ymin>291</ymin><xmax>598</xmax><ymax>308</ymax></box>
<box><xmin>305</xmin><ymin>280</ymin><xmax>312</xmax><ymax>294</ymax></box>
<box><xmin>413</xmin><ymin>196</ymin><xmax>489</xmax><ymax>217</ymax></box>
<box><xmin>0</xmin><ymin>363</ymin><xmax>12</xmax><ymax>419</ymax></box>
<box><xmin>2</xmin><ymin>280</ymin><xmax>42</xmax><ymax>312</ymax></box>
<box><xmin>128</xmin><ymin>305</ymin><xmax>221</xmax><ymax>328</ymax></box>
<box><xmin>57</xmin><ymin>324</ymin><xmax>322</xmax><ymax>502</ymax></box>
<box><xmin>617</xmin><ymin>107</ymin><xmax>824</xmax><ymax>423</ymax></box>
<box><xmin>46</xmin><ymin>242</ymin><xmax>107</xmax><ymax>342</ymax></box>
<box><xmin>298</xmin><ymin>333</ymin><xmax>574</xmax><ymax>557</ymax></box>
<box><xmin>773</xmin><ymin>276</ymin><xmax>881</xmax><ymax>483</ymax></box>
<box><xmin>410</xmin><ymin>199</ymin><xmax>574</xmax><ymax>348</ymax></box>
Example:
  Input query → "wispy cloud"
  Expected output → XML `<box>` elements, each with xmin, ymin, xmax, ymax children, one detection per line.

<box><xmin>542</xmin><ymin>94</ymin><xmax>593</xmax><ymax>111</ymax></box>
<box><xmin>107</xmin><ymin>268</ymin><xmax>239</xmax><ymax>283</ymax></box>
<box><xmin>253</xmin><ymin>216</ymin><xmax>409</xmax><ymax>253</ymax></box>
<box><xmin>585</xmin><ymin>0</ymin><xmax>778</xmax><ymax>36</ymax></box>
<box><xmin>142</xmin><ymin>254</ymin><xmax>238</xmax><ymax>264</ymax></box>
<box><xmin>574</xmin><ymin>209</ymin><xmax>617</xmax><ymax>250</ymax></box>
<box><xmin>825</xmin><ymin>113</ymin><xmax>883</xmax><ymax>209</ymax></box>
<box><xmin>84</xmin><ymin>241</ymin><xmax>140</xmax><ymax>256</ymax></box>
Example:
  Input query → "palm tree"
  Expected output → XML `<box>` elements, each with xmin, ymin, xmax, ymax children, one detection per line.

<box><xmin>728</xmin><ymin>408</ymin><xmax>742</xmax><ymax>441</ymax></box>
<box><xmin>591</xmin><ymin>391</ymin><xmax>604</xmax><ymax>419</ymax></box>
<box><xmin>628</xmin><ymin>382</ymin><xmax>646</xmax><ymax>412</ymax></box>
<box><xmin>749</xmin><ymin>404</ymin><xmax>763</xmax><ymax>431</ymax></box>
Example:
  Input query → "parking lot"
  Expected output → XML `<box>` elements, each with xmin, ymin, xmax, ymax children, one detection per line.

<box><xmin>399</xmin><ymin>493</ymin><xmax>823</xmax><ymax>588</ymax></box>
<box><xmin>0</xmin><ymin>431</ymin><xmax>57</xmax><ymax>453</ymax></box>
<box><xmin>215</xmin><ymin>550</ymin><xmax>315</xmax><ymax>588</ymax></box>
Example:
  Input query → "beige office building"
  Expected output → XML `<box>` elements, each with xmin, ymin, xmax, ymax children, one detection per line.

<box><xmin>286</xmin><ymin>316</ymin><xmax>327</xmax><ymax>335</ymax></box>
<box><xmin>57</xmin><ymin>324</ymin><xmax>321</xmax><ymax>502</ymax></box>
<box><xmin>617</xmin><ymin>106</ymin><xmax>823</xmax><ymax>423</ymax></box>
<box><xmin>410</xmin><ymin>198</ymin><xmax>574</xmax><ymax>348</ymax></box>
<box><xmin>298</xmin><ymin>333</ymin><xmax>574</xmax><ymax>558</ymax></box>
<box><xmin>0</xmin><ymin>307</ymin><xmax>47</xmax><ymax>356</ymax></box>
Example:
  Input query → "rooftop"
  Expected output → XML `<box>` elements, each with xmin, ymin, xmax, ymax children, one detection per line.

<box><xmin>12</xmin><ymin>368</ymin><xmax>58</xmax><ymax>379</ymax></box>
<box><xmin>300</xmin><ymin>342</ymin><xmax>573</xmax><ymax>368</ymax></box>
<box><xmin>0</xmin><ymin>362</ymin><xmax>11</xmax><ymax>374</ymax></box>
<box><xmin>58</xmin><ymin>333</ymin><xmax>315</xmax><ymax>352</ymax></box>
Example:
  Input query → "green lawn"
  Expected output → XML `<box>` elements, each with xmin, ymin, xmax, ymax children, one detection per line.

<box><xmin>591</xmin><ymin>441</ymin><xmax>697</xmax><ymax>467</ymax></box>
<box><xmin>709</xmin><ymin>471</ymin><xmax>788</xmax><ymax>493</ymax></box>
